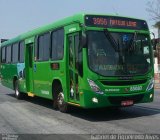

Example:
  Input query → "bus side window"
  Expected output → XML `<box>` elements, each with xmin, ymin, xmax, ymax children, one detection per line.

<box><xmin>51</xmin><ymin>28</ymin><xmax>64</xmax><ymax>60</ymax></box>
<box><xmin>34</xmin><ymin>37</ymin><xmax>39</xmax><ymax>61</ymax></box>
<box><xmin>12</xmin><ymin>43</ymin><xmax>19</xmax><ymax>63</ymax></box>
<box><xmin>1</xmin><ymin>47</ymin><xmax>6</xmax><ymax>63</ymax></box>
<box><xmin>37</xmin><ymin>33</ymin><xmax>50</xmax><ymax>61</ymax></box>
<box><xmin>19</xmin><ymin>41</ymin><xmax>25</xmax><ymax>63</ymax></box>
<box><xmin>6</xmin><ymin>45</ymin><xmax>12</xmax><ymax>63</ymax></box>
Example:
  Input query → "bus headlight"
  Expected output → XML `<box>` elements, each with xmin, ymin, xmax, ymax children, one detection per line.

<box><xmin>87</xmin><ymin>79</ymin><xmax>104</xmax><ymax>94</ymax></box>
<box><xmin>146</xmin><ymin>78</ymin><xmax>154</xmax><ymax>91</ymax></box>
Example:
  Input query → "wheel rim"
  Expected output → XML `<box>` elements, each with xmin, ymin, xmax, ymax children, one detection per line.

<box><xmin>15</xmin><ymin>83</ymin><xmax>19</xmax><ymax>96</ymax></box>
<box><xmin>57</xmin><ymin>92</ymin><xmax>64</xmax><ymax>106</ymax></box>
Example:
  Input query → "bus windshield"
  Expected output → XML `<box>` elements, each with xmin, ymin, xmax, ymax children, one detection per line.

<box><xmin>87</xmin><ymin>31</ymin><xmax>152</xmax><ymax>76</ymax></box>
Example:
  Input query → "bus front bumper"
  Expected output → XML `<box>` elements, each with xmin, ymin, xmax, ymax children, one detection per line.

<box><xmin>80</xmin><ymin>89</ymin><xmax>154</xmax><ymax>108</ymax></box>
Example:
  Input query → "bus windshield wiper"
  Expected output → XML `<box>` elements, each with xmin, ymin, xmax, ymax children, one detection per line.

<box><xmin>104</xmin><ymin>29</ymin><xmax>124</xmax><ymax>65</ymax></box>
<box><xmin>128</xmin><ymin>31</ymin><xmax>138</xmax><ymax>50</ymax></box>
<box><xmin>104</xmin><ymin>29</ymin><xmax>118</xmax><ymax>51</ymax></box>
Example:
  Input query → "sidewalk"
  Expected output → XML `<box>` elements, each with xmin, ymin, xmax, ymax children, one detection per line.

<box><xmin>154</xmin><ymin>73</ymin><xmax>160</xmax><ymax>89</ymax></box>
<box><xmin>154</xmin><ymin>83</ymin><xmax>160</xmax><ymax>88</ymax></box>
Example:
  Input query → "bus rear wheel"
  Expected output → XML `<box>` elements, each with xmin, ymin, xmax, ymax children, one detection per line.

<box><xmin>57</xmin><ymin>88</ymin><xmax>69</xmax><ymax>113</ymax></box>
<box><xmin>14</xmin><ymin>80</ymin><xmax>23</xmax><ymax>99</ymax></box>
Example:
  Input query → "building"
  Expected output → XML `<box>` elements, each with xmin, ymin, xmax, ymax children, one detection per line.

<box><xmin>154</xmin><ymin>21</ymin><xmax>160</xmax><ymax>38</ymax></box>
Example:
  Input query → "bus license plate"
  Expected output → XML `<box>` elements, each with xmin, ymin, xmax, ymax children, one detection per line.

<box><xmin>121</xmin><ymin>100</ymin><xmax>133</xmax><ymax>106</ymax></box>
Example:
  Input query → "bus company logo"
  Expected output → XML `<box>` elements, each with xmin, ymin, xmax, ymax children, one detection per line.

<box><xmin>130</xmin><ymin>86</ymin><xmax>142</xmax><ymax>91</ymax></box>
<box><xmin>124</xmin><ymin>88</ymin><xmax>129</xmax><ymax>93</ymax></box>
<box><xmin>105</xmin><ymin>89</ymin><xmax>120</xmax><ymax>92</ymax></box>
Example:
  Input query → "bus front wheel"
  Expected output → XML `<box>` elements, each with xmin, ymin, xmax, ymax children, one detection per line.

<box><xmin>57</xmin><ymin>88</ymin><xmax>69</xmax><ymax>113</ymax></box>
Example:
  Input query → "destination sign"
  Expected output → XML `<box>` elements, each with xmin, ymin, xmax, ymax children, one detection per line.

<box><xmin>85</xmin><ymin>15</ymin><xmax>148</xmax><ymax>30</ymax></box>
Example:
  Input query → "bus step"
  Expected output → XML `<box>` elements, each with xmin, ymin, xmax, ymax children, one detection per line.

<box><xmin>28</xmin><ymin>92</ymin><xmax>35</xmax><ymax>97</ymax></box>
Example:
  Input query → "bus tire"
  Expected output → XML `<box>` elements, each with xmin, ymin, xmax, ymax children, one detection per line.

<box><xmin>14</xmin><ymin>80</ymin><xmax>23</xmax><ymax>99</ymax></box>
<box><xmin>57</xmin><ymin>87</ymin><xmax>69</xmax><ymax>113</ymax></box>
<box><xmin>53</xmin><ymin>93</ymin><xmax>58</xmax><ymax>110</ymax></box>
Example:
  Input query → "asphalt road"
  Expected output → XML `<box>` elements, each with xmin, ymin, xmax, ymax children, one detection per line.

<box><xmin>0</xmin><ymin>84</ymin><xmax>160</xmax><ymax>139</ymax></box>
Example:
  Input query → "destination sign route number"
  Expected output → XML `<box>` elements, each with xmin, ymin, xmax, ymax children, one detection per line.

<box><xmin>85</xmin><ymin>15</ymin><xmax>148</xmax><ymax>30</ymax></box>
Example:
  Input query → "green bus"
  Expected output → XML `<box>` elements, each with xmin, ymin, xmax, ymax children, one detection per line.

<box><xmin>0</xmin><ymin>14</ymin><xmax>154</xmax><ymax>112</ymax></box>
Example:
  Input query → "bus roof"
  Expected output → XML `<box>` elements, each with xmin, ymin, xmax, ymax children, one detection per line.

<box><xmin>1</xmin><ymin>13</ymin><xmax>147</xmax><ymax>47</ymax></box>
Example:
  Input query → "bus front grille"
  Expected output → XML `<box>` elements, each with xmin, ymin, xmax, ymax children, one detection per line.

<box><xmin>100</xmin><ymin>79</ymin><xmax>147</xmax><ymax>86</ymax></box>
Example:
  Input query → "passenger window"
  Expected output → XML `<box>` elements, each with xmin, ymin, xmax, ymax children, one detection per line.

<box><xmin>19</xmin><ymin>41</ymin><xmax>25</xmax><ymax>63</ymax></box>
<box><xmin>51</xmin><ymin>29</ymin><xmax>64</xmax><ymax>60</ymax></box>
<box><xmin>38</xmin><ymin>33</ymin><xmax>50</xmax><ymax>61</ymax></box>
<box><xmin>6</xmin><ymin>45</ymin><xmax>12</xmax><ymax>63</ymax></box>
<box><xmin>12</xmin><ymin>43</ymin><xmax>19</xmax><ymax>63</ymax></box>
<box><xmin>1</xmin><ymin>47</ymin><xmax>6</xmax><ymax>63</ymax></box>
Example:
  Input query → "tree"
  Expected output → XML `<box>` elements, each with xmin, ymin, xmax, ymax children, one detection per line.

<box><xmin>146</xmin><ymin>0</ymin><xmax>160</xmax><ymax>21</ymax></box>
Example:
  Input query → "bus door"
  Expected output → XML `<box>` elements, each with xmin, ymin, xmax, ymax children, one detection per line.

<box><xmin>68</xmin><ymin>33</ymin><xmax>81</xmax><ymax>102</ymax></box>
<box><xmin>25</xmin><ymin>42</ymin><xmax>34</xmax><ymax>92</ymax></box>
